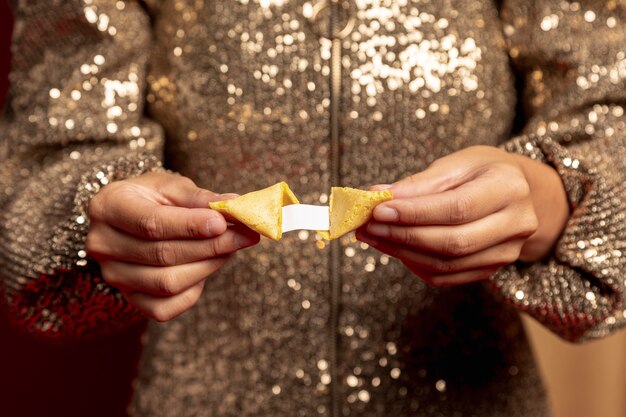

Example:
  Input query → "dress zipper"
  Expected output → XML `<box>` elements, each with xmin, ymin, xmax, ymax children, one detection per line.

<box><xmin>328</xmin><ymin>2</ymin><xmax>342</xmax><ymax>417</ymax></box>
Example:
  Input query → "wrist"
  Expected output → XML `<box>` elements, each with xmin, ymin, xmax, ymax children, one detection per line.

<box><xmin>514</xmin><ymin>154</ymin><xmax>570</xmax><ymax>262</ymax></box>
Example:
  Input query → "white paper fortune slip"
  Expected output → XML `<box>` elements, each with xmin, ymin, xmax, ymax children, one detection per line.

<box><xmin>281</xmin><ymin>204</ymin><xmax>330</xmax><ymax>233</ymax></box>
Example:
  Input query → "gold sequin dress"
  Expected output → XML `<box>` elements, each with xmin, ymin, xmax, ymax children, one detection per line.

<box><xmin>2</xmin><ymin>0</ymin><xmax>626</xmax><ymax>416</ymax></box>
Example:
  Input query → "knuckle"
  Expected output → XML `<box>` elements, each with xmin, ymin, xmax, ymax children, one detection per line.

<box><xmin>155</xmin><ymin>273</ymin><xmax>179</xmax><ymax>296</ymax></box>
<box><xmin>210</xmin><ymin>257</ymin><xmax>229</xmax><ymax>273</ymax></box>
<box><xmin>516</xmin><ymin>211</ymin><xmax>539</xmax><ymax>238</ymax></box>
<box><xmin>479</xmin><ymin>269</ymin><xmax>499</xmax><ymax>281</ymax></box>
<box><xmin>524</xmin><ymin>213</ymin><xmax>539</xmax><ymax>235</ymax></box>
<box><xmin>509</xmin><ymin>175</ymin><xmax>531</xmax><ymax>197</ymax></box>
<box><xmin>153</xmin><ymin>241</ymin><xmax>178</xmax><ymax>266</ymax></box>
<box><xmin>205</xmin><ymin>237</ymin><xmax>221</xmax><ymax>258</ymax></box>
<box><xmin>207</xmin><ymin>235</ymin><xmax>232</xmax><ymax>257</ymax></box>
<box><xmin>85</xmin><ymin>227</ymin><xmax>108</xmax><ymax>258</ymax></box>
<box><xmin>444</xmin><ymin>232</ymin><xmax>472</xmax><ymax>256</ymax></box>
<box><xmin>184</xmin><ymin>284</ymin><xmax>204</xmax><ymax>306</ymax></box>
<box><xmin>165</xmin><ymin>175</ymin><xmax>196</xmax><ymax>195</ymax></box>
<box><xmin>392</xmin><ymin>227</ymin><xmax>420</xmax><ymax>247</ymax></box>
<box><xmin>87</xmin><ymin>194</ymin><xmax>105</xmax><ymax>221</ymax></box>
<box><xmin>429</xmin><ymin>276</ymin><xmax>447</xmax><ymax>287</ymax></box>
<box><xmin>449</xmin><ymin>196</ymin><xmax>472</xmax><ymax>224</ymax></box>
<box><xmin>138</xmin><ymin>211</ymin><xmax>162</xmax><ymax>239</ymax></box>
<box><xmin>84</xmin><ymin>233</ymin><xmax>98</xmax><ymax>255</ymax></box>
<box><xmin>150</xmin><ymin>305</ymin><xmax>173</xmax><ymax>323</ymax></box>
<box><xmin>177</xmin><ymin>175</ymin><xmax>197</xmax><ymax>189</ymax></box>
<box><xmin>399</xmin><ymin>203</ymin><xmax>420</xmax><ymax>224</ymax></box>
<box><xmin>185</xmin><ymin>217</ymin><xmax>203</xmax><ymax>238</ymax></box>
<box><xmin>191</xmin><ymin>187</ymin><xmax>207</xmax><ymax>203</ymax></box>
<box><xmin>503</xmin><ymin>245</ymin><xmax>522</xmax><ymax>264</ymax></box>
<box><xmin>390</xmin><ymin>226</ymin><xmax>409</xmax><ymax>243</ymax></box>
<box><xmin>432</xmin><ymin>258</ymin><xmax>456</xmax><ymax>274</ymax></box>
<box><xmin>100</xmin><ymin>265</ymin><xmax>121</xmax><ymax>287</ymax></box>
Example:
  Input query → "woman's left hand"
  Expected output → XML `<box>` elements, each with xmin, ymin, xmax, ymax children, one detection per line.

<box><xmin>356</xmin><ymin>145</ymin><xmax>570</xmax><ymax>286</ymax></box>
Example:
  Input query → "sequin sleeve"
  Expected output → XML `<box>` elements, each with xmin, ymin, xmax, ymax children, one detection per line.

<box><xmin>0</xmin><ymin>0</ymin><xmax>164</xmax><ymax>340</ymax></box>
<box><xmin>489</xmin><ymin>0</ymin><xmax>626</xmax><ymax>342</ymax></box>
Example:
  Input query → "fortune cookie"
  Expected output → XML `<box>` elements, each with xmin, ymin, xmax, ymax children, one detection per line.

<box><xmin>209</xmin><ymin>182</ymin><xmax>299</xmax><ymax>240</ymax></box>
<box><xmin>210</xmin><ymin>182</ymin><xmax>392</xmax><ymax>241</ymax></box>
<box><xmin>318</xmin><ymin>187</ymin><xmax>393</xmax><ymax>240</ymax></box>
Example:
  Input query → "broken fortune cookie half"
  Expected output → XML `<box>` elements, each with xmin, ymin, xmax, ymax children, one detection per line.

<box><xmin>209</xmin><ymin>182</ymin><xmax>299</xmax><ymax>240</ymax></box>
<box><xmin>209</xmin><ymin>182</ymin><xmax>392</xmax><ymax>241</ymax></box>
<box><xmin>318</xmin><ymin>187</ymin><xmax>393</xmax><ymax>240</ymax></box>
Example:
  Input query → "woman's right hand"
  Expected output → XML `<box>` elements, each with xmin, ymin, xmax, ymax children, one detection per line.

<box><xmin>85</xmin><ymin>172</ymin><xmax>259</xmax><ymax>321</ymax></box>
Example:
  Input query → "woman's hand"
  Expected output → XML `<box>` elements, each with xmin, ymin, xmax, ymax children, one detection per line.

<box><xmin>356</xmin><ymin>145</ymin><xmax>569</xmax><ymax>286</ymax></box>
<box><xmin>86</xmin><ymin>172</ymin><xmax>259</xmax><ymax>321</ymax></box>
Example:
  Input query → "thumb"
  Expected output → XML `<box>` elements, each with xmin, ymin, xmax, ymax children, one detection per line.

<box><xmin>211</xmin><ymin>193</ymin><xmax>240</xmax><ymax>202</ymax></box>
<box><xmin>181</xmin><ymin>189</ymin><xmax>240</xmax><ymax>209</ymax></box>
<box><xmin>381</xmin><ymin>159</ymin><xmax>466</xmax><ymax>199</ymax></box>
<box><xmin>189</xmin><ymin>191</ymin><xmax>240</xmax><ymax>209</ymax></box>
<box><xmin>158</xmin><ymin>175</ymin><xmax>238</xmax><ymax>208</ymax></box>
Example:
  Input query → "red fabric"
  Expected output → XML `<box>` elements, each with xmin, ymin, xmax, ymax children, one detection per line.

<box><xmin>0</xmin><ymin>310</ymin><xmax>146</xmax><ymax>417</ymax></box>
<box><xmin>0</xmin><ymin>4</ymin><xmax>145</xmax><ymax>416</ymax></box>
<box><xmin>8</xmin><ymin>269</ymin><xmax>142</xmax><ymax>341</ymax></box>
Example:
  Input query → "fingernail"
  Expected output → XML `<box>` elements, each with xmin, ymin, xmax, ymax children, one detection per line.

<box><xmin>217</xmin><ymin>193</ymin><xmax>240</xmax><ymax>200</ymax></box>
<box><xmin>374</xmin><ymin>206</ymin><xmax>398</xmax><ymax>222</ymax></box>
<box><xmin>206</xmin><ymin>217</ymin><xmax>225</xmax><ymax>236</ymax></box>
<box><xmin>368</xmin><ymin>222</ymin><xmax>390</xmax><ymax>237</ymax></box>
<box><xmin>369</xmin><ymin>184</ymin><xmax>392</xmax><ymax>191</ymax></box>
<box><xmin>236</xmin><ymin>233</ymin><xmax>258</xmax><ymax>249</ymax></box>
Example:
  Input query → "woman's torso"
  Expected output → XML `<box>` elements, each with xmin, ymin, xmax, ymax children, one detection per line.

<box><xmin>131</xmin><ymin>1</ymin><xmax>548</xmax><ymax>416</ymax></box>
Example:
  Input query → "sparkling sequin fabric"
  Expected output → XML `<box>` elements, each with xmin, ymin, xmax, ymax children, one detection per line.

<box><xmin>2</xmin><ymin>0</ymin><xmax>626</xmax><ymax>415</ymax></box>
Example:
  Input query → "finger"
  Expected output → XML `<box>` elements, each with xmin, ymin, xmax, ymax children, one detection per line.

<box><xmin>364</xmin><ymin>211</ymin><xmax>537</xmax><ymax>256</ymax></box>
<box><xmin>385</xmin><ymin>146</ymin><xmax>511</xmax><ymax>199</ymax></box>
<box><xmin>356</xmin><ymin>229</ymin><xmax>523</xmax><ymax>273</ymax></box>
<box><xmin>403</xmin><ymin>262</ymin><xmax>501</xmax><ymax>287</ymax></box>
<box><xmin>87</xmin><ymin>223</ymin><xmax>259</xmax><ymax>266</ymax></box>
<box><xmin>383</xmin><ymin>158</ymin><xmax>475</xmax><ymax>199</ymax></box>
<box><xmin>123</xmin><ymin>281</ymin><xmax>206</xmax><ymax>322</ymax></box>
<box><xmin>369</xmin><ymin>184</ymin><xmax>393</xmax><ymax>191</ymax></box>
<box><xmin>157</xmin><ymin>176</ymin><xmax>240</xmax><ymax>209</ymax></box>
<box><xmin>103</xmin><ymin>193</ymin><xmax>228</xmax><ymax>240</ymax></box>
<box><xmin>373</xmin><ymin>173</ymin><xmax>527</xmax><ymax>225</ymax></box>
<box><xmin>102</xmin><ymin>256</ymin><xmax>229</xmax><ymax>296</ymax></box>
